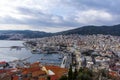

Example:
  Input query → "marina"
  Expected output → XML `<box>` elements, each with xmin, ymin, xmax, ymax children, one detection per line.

<box><xmin>0</xmin><ymin>40</ymin><xmax>63</xmax><ymax>66</ymax></box>
<box><xmin>0</xmin><ymin>40</ymin><xmax>69</xmax><ymax>80</ymax></box>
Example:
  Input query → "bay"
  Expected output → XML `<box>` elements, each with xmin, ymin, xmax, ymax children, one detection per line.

<box><xmin>0</xmin><ymin>40</ymin><xmax>62</xmax><ymax>64</ymax></box>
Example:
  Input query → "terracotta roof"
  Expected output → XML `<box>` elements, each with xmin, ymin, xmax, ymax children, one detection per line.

<box><xmin>0</xmin><ymin>61</ymin><xmax>6</xmax><ymax>64</ymax></box>
<box><xmin>32</xmin><ymin>70</ymin><xmax>46</xmax><ymax>77</ymax></box>
<box><xmin>0</xmin><ymin>68</ymin><xmax>15</xmax><ymax>74</ymax></box>
<box><xmin>45</xmin><ymin>65</ymin><xmax>68</xmax><ymax>78</ymax></box>
<box><xmin>23</xmin><ymin>78</ymin><xmax>30</xmax><ymax>80</ymax></box>
<box><xmin>19</xmin><ymin>63</ymin><xmax>68</xmax><ymax>80</ymax></box>
<box><xmin>39</xmin><ymin>77</ymin><xmax>46</xmax><ymax>80</ymax></box>
<box><xmin>13</xmin><ymin>75</ymin><xmax>19</xmax><ymax>80</ymax></box>
<box><xmin>109</xmin><ymin>71</ymin><xmax>118</xmax><ymax>77</ymax></box>
<box><xmin>50</xmin><ymin>75</ymin><xmax>59</xmax><ymax>80</ymax></box>
<box><xmin>22</xmin><ymin>67</ymin><xmax>41</xmax><ymax>75</ymax></box>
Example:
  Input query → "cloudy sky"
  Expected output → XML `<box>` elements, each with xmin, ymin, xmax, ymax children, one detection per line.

<box><xmin>0</xmin><ymin>0</ymin><xmax>120</xmax><ymax>32</ymax></box>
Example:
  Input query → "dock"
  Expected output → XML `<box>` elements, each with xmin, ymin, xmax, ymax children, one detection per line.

<box><xmin>0</xmin><ymin>46</ymin><xmax>25</xmax><ymax>50</ymax></box>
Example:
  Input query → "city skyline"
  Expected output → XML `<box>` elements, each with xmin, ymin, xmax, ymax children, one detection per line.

<box><xmin>0</xmin><ymin>0</ymin><xmax>120</xmax><ymax>32</ymax></box>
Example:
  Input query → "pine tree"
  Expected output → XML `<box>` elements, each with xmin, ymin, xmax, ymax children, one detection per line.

<box><xmin>59</xmin><ymin>75</ymin><xmax>68</xmax><ymax>80</ymax></box>
<box><xmin>68</xmin><ymin>65</ymin><xmax>73</xmax><ymax>80</ymax></box>
<box><xmin>73</xmin><ymin>68</ymin><xmax>78</xmax><ymax>80</ymax></box>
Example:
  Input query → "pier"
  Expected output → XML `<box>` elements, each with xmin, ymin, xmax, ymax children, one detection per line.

<box><xmin>0</xmin><ymin>46</ymin><xmax>25</xmax><ymax>50</ymax></box>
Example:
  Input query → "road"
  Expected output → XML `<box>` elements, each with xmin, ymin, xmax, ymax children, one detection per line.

<box><xmin>60</xmin><ymin>53</ymin><xmax>72</xmax><ymax>68</ymax></box>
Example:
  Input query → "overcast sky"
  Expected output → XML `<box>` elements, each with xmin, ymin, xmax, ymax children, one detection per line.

<box><xmin>0</xmin><ymin>0</ymin><xmax>120</xmax><ymax>32</ymax></box>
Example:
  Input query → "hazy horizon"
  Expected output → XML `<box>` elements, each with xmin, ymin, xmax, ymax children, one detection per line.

<box><xmin>0</xmin><ymin>0</ymin><xmax>120</xmax><ymax>32</ymax></box>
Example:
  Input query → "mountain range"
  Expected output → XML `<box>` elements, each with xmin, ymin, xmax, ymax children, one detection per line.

<box><xmin>0</xmin><ymin>24</ymin><xmax>120</xmax><ymax>40</ymax></box>
<box><xmin>56</xmin><ymin>24</ymin><xmax>120</xmax><ymax>35</ymax></box>
<box><xmin>0</xmin><ymin>30</ymin><xmax>52</xmax><ymax>40</ymax></box>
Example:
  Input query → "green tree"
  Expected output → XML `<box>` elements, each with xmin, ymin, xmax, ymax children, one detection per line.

<box><xmin>59</xmin><ymin>75</ymin><xmax>68</xmax><ymax>80</ymax></box>
<box><xmin>77</xmin><ymin>68</ymin><xmax>93</xmax><ymax>80</ymax></box>
<box><xmin>77</xmin><ymin>73</ymin><xmax>91</xmax><ymax>80</ymax></box>
<box><xmin>73</xmin><ymin>68</ymin><xmax>78</xmax><ymax>80</ymax></box>
<box><xmin>47</xmin><ymin>76</ymin><xmax>50</xmax><ymax>80</ymax></box>
<box><xmin>68</xmin><ymin>65</ymin><xmax>73</xmax><ymax>80</ymax></box>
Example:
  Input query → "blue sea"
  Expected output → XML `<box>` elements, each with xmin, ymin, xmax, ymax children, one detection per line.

<box><xmin>0</xmin><ymin>40</ymin><xmax>62</xmax><ymax>64</ymax></box>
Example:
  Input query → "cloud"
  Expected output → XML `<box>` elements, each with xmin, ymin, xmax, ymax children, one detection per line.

<box><xmin>0</xmin><ymin>24</ymin><xmax>30</xmax><ymax>30</ymax></box>
<box><xmin>73</xmin><ymin>0</ymin><xmax>120</xmax><ymax>13</ymax></box>
<box><xmin>0</xmin><ymin>0</ymin><xmax>120</xmax><ymax>32</ymax></box>
<box><xmin>75</xmin><ymin>9</ymin><xmax>113</xmax><ymax>25</ymax></box>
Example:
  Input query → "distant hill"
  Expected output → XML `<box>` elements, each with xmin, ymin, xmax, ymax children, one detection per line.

<box><xmin>0</xmin><ymin>30</ymin><xmax>52</xmax><ymax>40</ymax></box>
<box><xmin>56</xmin><ymin>24</ymin><xmax>120</xmax><ymax>36</ymax></box>
<box><xmin>0</xmin><ymin>24</ymin><xmax>120</xmax><ymax>40</ymax></box>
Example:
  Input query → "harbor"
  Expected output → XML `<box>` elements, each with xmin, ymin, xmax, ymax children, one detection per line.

<box><xmin>0</xmin><ymin>40</ymin><xmax>69</xmax><ymax>80</ymax></box>
<box><xmin>0</xmin><ymin>40</ymin><xmax>63</xmax><ymax>65</ymax></box>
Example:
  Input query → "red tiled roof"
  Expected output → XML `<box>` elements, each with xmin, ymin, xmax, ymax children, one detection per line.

<box><xmin>50</xmin><ymin>75</ymin><xmax>59</xmax><ymax>80</ymax></box>
<box><xmin>0</xmin><ymin>61</ymin><xmax>6</xmax><ymax>64</ymax></box>
<box><xmin>13</xmin><ymin>75</ymin><xmax>19</xmax><ymax>80</ymax></box>
<box><xmin>32</xmin><ymin>70</ymin><xmax>46</xmax><ymax>77</ymax></box>
<box><xmin>22</xmin><ymin>67</ymin><xmax>41</xmax><ymax>75</ymax></box>
<box><xmin>39</xmin><ymin>77</ymin><xmax>46</xmax><ymax>80</ymax></box>
<box><xmin>45</xmin><ymin>65</ymin><xmax>68</xmax><ymax>78</ymax></box>
<box><xmin>109</xmin><ymin>71</ymin><xmax>118</xmax><ymax>77</ymax></box>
